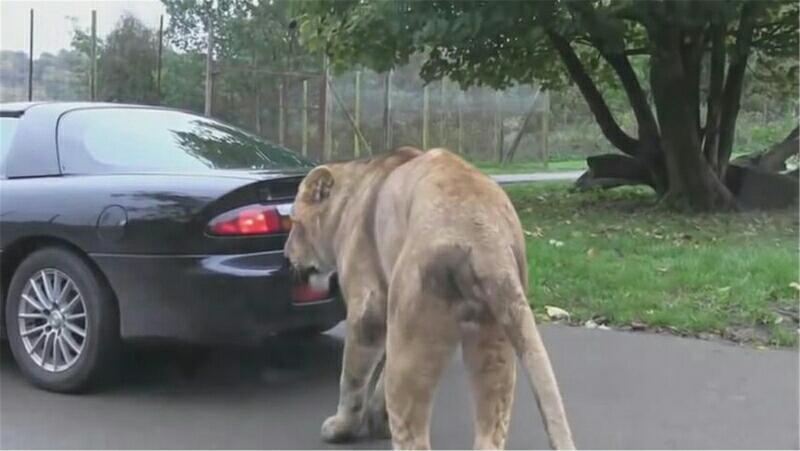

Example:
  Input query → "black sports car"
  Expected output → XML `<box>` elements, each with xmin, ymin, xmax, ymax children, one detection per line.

<box><xmin>0</xmin><ymin>102</ymin><xmax>345</xmax><ymax>392</ymax></box>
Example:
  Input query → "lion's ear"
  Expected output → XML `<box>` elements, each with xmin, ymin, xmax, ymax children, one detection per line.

<box><xmin>302</xmin><ymin>166</ymin><xmax>335</xmax><ymax>203</ymax></box>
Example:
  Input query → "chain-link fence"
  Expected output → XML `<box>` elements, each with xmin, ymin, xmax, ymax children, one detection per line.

<box><xmin>0</xmin><ymin>6</ymin><xmax>634</xmax><ymax>167</ymax></box>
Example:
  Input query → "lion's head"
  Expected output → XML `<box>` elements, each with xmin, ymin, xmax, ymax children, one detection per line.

<box><xmin>284</xmin><ymin>165</ymin><xmax>338</xmax><ymax>287</ymax></box>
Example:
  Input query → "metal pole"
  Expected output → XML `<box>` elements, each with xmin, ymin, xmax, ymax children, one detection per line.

<box><xmin>278</xmin><ymin>81</ymin><xmax>285</xmax><ymax>145</ymax></box>
<box><xmin>323</xmin><ymin>57</ymin><xmax>332</xmax><ymax>161</ymax></box>
<box><xmin>495</xmin><ymin>91</ymin><xmax>502</xmax><ymax>162</ymax></box>
<box><xmin>204</xmin><ymin>19</ymin><xmax>214</xmax><ymax>117</ymax></box>
<box><xmin>543</xmin><ymin>90</ymin><xmax>550</xmax><ymax>169</ymax></box>
<box><xmin>90</xmin><ymin>10</ymin><xmax>97</xmax><ymax>101</ymax></box>
<box><xmin>457</xmin><ymin>92</ymin><xmax>463</xmax><ymax>155</ymax></box>
<box><xmin>319</xmin><ymin>56</ymin><xmax>328</xmax><ymax>160</ymax></box>
<box><xmin>253</xmin><ymin>52</ymin><xmax>261</xmax><ymax>134</ymax></box>
<box><xmin>382</xmin><ymin>70</ymin><xmax>393</xmax><ymax>151</ymax></box>
<box><xmin>423</xmin><ymin>85</ymin><xmax>430</xmax><ymax>149</ymax></box>
<box><xmin>27</xmin><ymin>9</ymin><xmax>33</xmax><ymax>101</ymax></box>
<box><xmin>354</xmin><ymin>71</ymin><xmax>361</xmax><ymax>158</ymax></box>
<box><xmin>156</xmin><ymin>14</ymin><xmax>164</xmax><ymax>103</ymax></box>
<box><xmin>302</xmin><ymin>79</ymin><xmax>308</xmax><ymax>157</ymax></box>
<box><xmin>439</xmin><ymin>79</ymin><xmax>446</xmax><ymax>147</ymax></box>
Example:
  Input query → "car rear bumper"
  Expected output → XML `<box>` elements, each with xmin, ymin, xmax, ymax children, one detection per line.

<box><xmin>91</xmin><ymin>250</ymin><xmax>345</xmax><ymax>344</ymax></box>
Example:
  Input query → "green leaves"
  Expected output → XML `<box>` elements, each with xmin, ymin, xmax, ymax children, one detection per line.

<box><xmin>297</xmin><ymin>0</ymin><xmax>797</xmax><ymax>95</ymax></box>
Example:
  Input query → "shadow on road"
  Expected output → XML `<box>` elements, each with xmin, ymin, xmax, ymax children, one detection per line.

<box><xmin>1</xmin><ymin>332</ymin><xmax>346</xmax><ymax>396</ymax></box>
<box><xmin>0</xmin><ymin>332</ymin><xmax>377</xmax><ymax>449</ymax></box>
<box><xmin>111</xmin><ymin>333</ymin><xmax>346</xmax><ymax>395</ymax></box>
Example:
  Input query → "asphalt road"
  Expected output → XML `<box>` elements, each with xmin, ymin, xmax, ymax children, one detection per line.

<box><xmin>1</xmin><ymin>324</ymin><xmax>797</xmax><ymax>450</ymax></box>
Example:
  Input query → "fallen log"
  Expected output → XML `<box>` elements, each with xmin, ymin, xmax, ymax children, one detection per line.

<box><xmin>724</xmin><ymin>164</ymin><xmax>799</xmax><ymax>209</ymax></box>
<box><xmin>574</xmin><ymin>154</ymin><xmax>655</xmax><ymax>190</ymax></box>
<box><xmin>574</xmin><ymin>153</ymin><xmax>797</xmax><ymax>209</ymax></box>
<box><xmin>732</xmin><ymin>126</ymin><xmax>799</xmax><ymax>172</ymax></box>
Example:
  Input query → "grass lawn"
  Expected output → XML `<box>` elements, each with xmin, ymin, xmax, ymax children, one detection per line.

<box><xmin>473</xmin><ymin>159</ymin><xmax>587</xmax><ymax>174</ymax></box>
<box><xmin>505</xmin><ymin>182</ymin><xmax>799</xmax><ymax>347</ymax></box>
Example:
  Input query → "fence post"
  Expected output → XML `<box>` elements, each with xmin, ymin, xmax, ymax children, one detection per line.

<box><xmin>278</xmin><ymin>81</ymin><xmax>285</xmax><ymax>145</ymax></box>
<box><xmin>204</xmin><ymin>19</ymin><xmax>214</xmax><ymax>117</ymax></box>
<box><xmin>28</xmin><ymin>9</ymin><xmax>33</xmax><ymax>101</ymax></box>
<box><xmin>354</xmin><ymin>71</ymin><xmax>361</xmax><ymax>158</ymax></box>
<box><xmin>382</xmin><ymin>70</ymin><xmax>393</xmax><ymax>151</ymax></box>
<box><xmin>319</xmin><ymin>56</ymin><xmax>329</xmax><ymax>161</ymax></box>
<box><xmin>542</xmin><ymin>90</ymin><xmax>550</xmax><ymax>169</ymax></box>
<box><xmin>495</xmin><ymin>91</ymin><xmax>503</xmax><ymax>162</ymax></box>
<box><xmin>439</xmin><ymin>79</ymin><xmax>446</xmax><ymax>147</ymax></box>
<box><xmin>323</xmin><ymin>58</ymin><xmax>332</xmax><ymax>161</ymax></box>
<box><xmin>457</xmin><ymin>92</ymin><xmax>463</xmax><ymax>155</ymax></box>
<box><xmin>252</xmin><ymin>53</ymin><xmax>261</xmax><ymax>134</ymax></box>
<box><xmin>91</xmin><ymin>10</ymin><xmax>97</xmax><ymax>101</ymax></box>
<box><xmin>423</xmin><ymin>84</ymin><xmax>430</xmax><ymax>149</ymax></box>
<box><xmin>302</xmin><ymin>79</ymin><xmax>308</xmax><ymax>157</ymax></box>
<box><xmin>156</xmin><ymin>14</ymin><xmax>164</xmax><ymax>103</ymax></box>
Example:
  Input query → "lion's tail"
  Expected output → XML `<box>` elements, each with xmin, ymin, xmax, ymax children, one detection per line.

<box><xmin>435</xmin><ymin>243</ymin><xmax>576</xmax><ymax>450</ymax></box>
<box><xmin>492</xmin><ymin>275</ymin><xmax>575</xmax><ymax>450</ymax></box>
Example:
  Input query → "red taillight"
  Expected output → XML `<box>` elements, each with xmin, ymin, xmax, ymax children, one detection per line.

<box><xmin>291</xmin><ymin>284</ymin><xmax>331</xmax><ymax>303</ymax></box>
<box><xmin>208</xmin><ymin>204</ymin><xmax>288</xmax><ymax>236</ymax></box>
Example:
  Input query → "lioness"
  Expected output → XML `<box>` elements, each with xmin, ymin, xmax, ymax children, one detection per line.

<box><xmin>285</xmin><ymin>147</ymin><xmax>575</xmax><ymax>450</ymax></box>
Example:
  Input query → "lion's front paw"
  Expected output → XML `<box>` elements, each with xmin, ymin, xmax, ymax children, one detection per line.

<box><xmin>321</xmin><ymin>414</ymin><xmax>358</xmax><ymax>443</ymax></box>
<box><xmin>366</xmin><ymin>406</ymin><xmax>391</xmax><ymax>439</ymax></box>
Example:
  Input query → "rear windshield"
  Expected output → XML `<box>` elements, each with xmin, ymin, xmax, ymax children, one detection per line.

<box><xmin>57</xmin><ymin>108</ymin><xmax>313</xmax><ymax>174</ymax></box>
<box><xmin>0</xmin><ymin>117</ymin><xmax>19</xmax><ymax>167</ymax></box>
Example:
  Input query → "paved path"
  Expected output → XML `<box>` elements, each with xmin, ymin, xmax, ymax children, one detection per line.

<box><xmin>1</xmin><ymin>324</ymin><xmax>796</xmax><ymax>449</ymax></box>
<box><xmin>491</xmin><ymin>171</ymin><xmax>584</xmax><ymax>185</ymax></box>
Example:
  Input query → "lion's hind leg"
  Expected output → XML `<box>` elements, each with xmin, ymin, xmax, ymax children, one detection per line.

<box><xmin>385</xmin><ymin>264</ymin><xmax>459</xmax><ymax>450</ymax></box>
<box><xmin>461</xmin><ymin>318</ymin><xmax>516</xmax><ymax>450</ymax></box>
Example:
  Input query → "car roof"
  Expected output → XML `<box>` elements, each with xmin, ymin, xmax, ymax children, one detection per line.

<box><xmin>0</xmin><ymin>101</ymin><xmax>176</xmax><ymax>116</ymax></box>
<box><xmin>0</xmin><ymin>101</ymin><xmax>50</xmax><ymax>115</ymax></box>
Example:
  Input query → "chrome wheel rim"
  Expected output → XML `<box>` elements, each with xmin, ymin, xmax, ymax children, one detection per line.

<box><xmin>17</xmin><ymin>269</ymin><xmax>88</xmax><ymax>372</ymax></box>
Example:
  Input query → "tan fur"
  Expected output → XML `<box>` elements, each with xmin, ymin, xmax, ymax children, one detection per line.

<box><xmin>285</xmin><ymin>148</ymin><xmax>575</xmax><ymax>450</ymax></box>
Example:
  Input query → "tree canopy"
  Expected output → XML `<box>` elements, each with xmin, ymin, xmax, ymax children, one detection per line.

<box><xmin>297</xmin><ymin>0</ymin><xmax>799</xmax><ymax>210</ymax></box>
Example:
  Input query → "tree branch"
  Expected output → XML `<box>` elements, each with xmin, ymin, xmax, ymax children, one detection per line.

<box><xmin>565</xmin><ymin>2</ymin><xmax>660</xmax><ymax>155</ymax></box>
<box><xmin>679</xmin><ymin>27</ymin><xmax>706</xmax><ymax>144</ymax></box>
<box><xmin>703</xmin><ymin>24</ymin><xmax>726</xmax><ymax>169</ymax></box>
<box><xmin>718</xmin><ymin>1</ymin><xmax>761</xmax><ymax>176</ymax></box>
<box><xmin>546</xmin><ymin>30</ymin><xmax>641</xmax><ymax>156</ymax></box>
<box><xmin>601</xmin><ymin>52</ymin><xmax>660</xmax><ymax>148</ymax></box>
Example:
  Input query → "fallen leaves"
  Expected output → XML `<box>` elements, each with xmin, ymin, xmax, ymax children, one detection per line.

<box><xmin>523</xmin><ymin>226</ymin><xmax>544</xmax><ymax>238</ymax></box>
<box><xmin>584</xmin><ymin>319</ymin><xmax>610</xmax><ymax>330</ymax></box>
<box><xmin>545</xmin><ymin>306</ymin><xmax>570</xmax><ymax>321</ymax></box>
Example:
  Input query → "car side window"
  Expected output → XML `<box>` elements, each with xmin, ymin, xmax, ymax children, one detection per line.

<box><xmin>0</xmin><ymin>117</ymin><xmax>19</xmax><ymax>170</ymax></box>
<box><xmin>57</xmin><ymin>108</ymin><xmax>313</xmax><ymax>174</ymax></box>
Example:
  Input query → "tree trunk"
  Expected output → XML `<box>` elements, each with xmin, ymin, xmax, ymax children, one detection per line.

<box><xmin>548</xmin><ymin>4</ymin><xmax>790</xmax><ymax>211</ymax></box>
<box><xmin>649</xmin><ymin>36</ymin><xmax>735</xmax><ymax>211</ymax></box>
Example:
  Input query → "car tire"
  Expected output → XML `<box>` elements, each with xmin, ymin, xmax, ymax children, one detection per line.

<box><xmin>5</xmin><ymin>247</ymin><xmax>120</xmax><ymax>392</ymax></box>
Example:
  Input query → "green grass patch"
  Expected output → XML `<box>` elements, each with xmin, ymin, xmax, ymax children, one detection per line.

<box><xmin>505</xmin><ymin>182</ymin><xmax>799</xmax><ymax>347</ymax></box>
<box><xmin>473</xmin><ymin>159</ymin><xmax>587</xmax><ymax>174</ymax></box>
